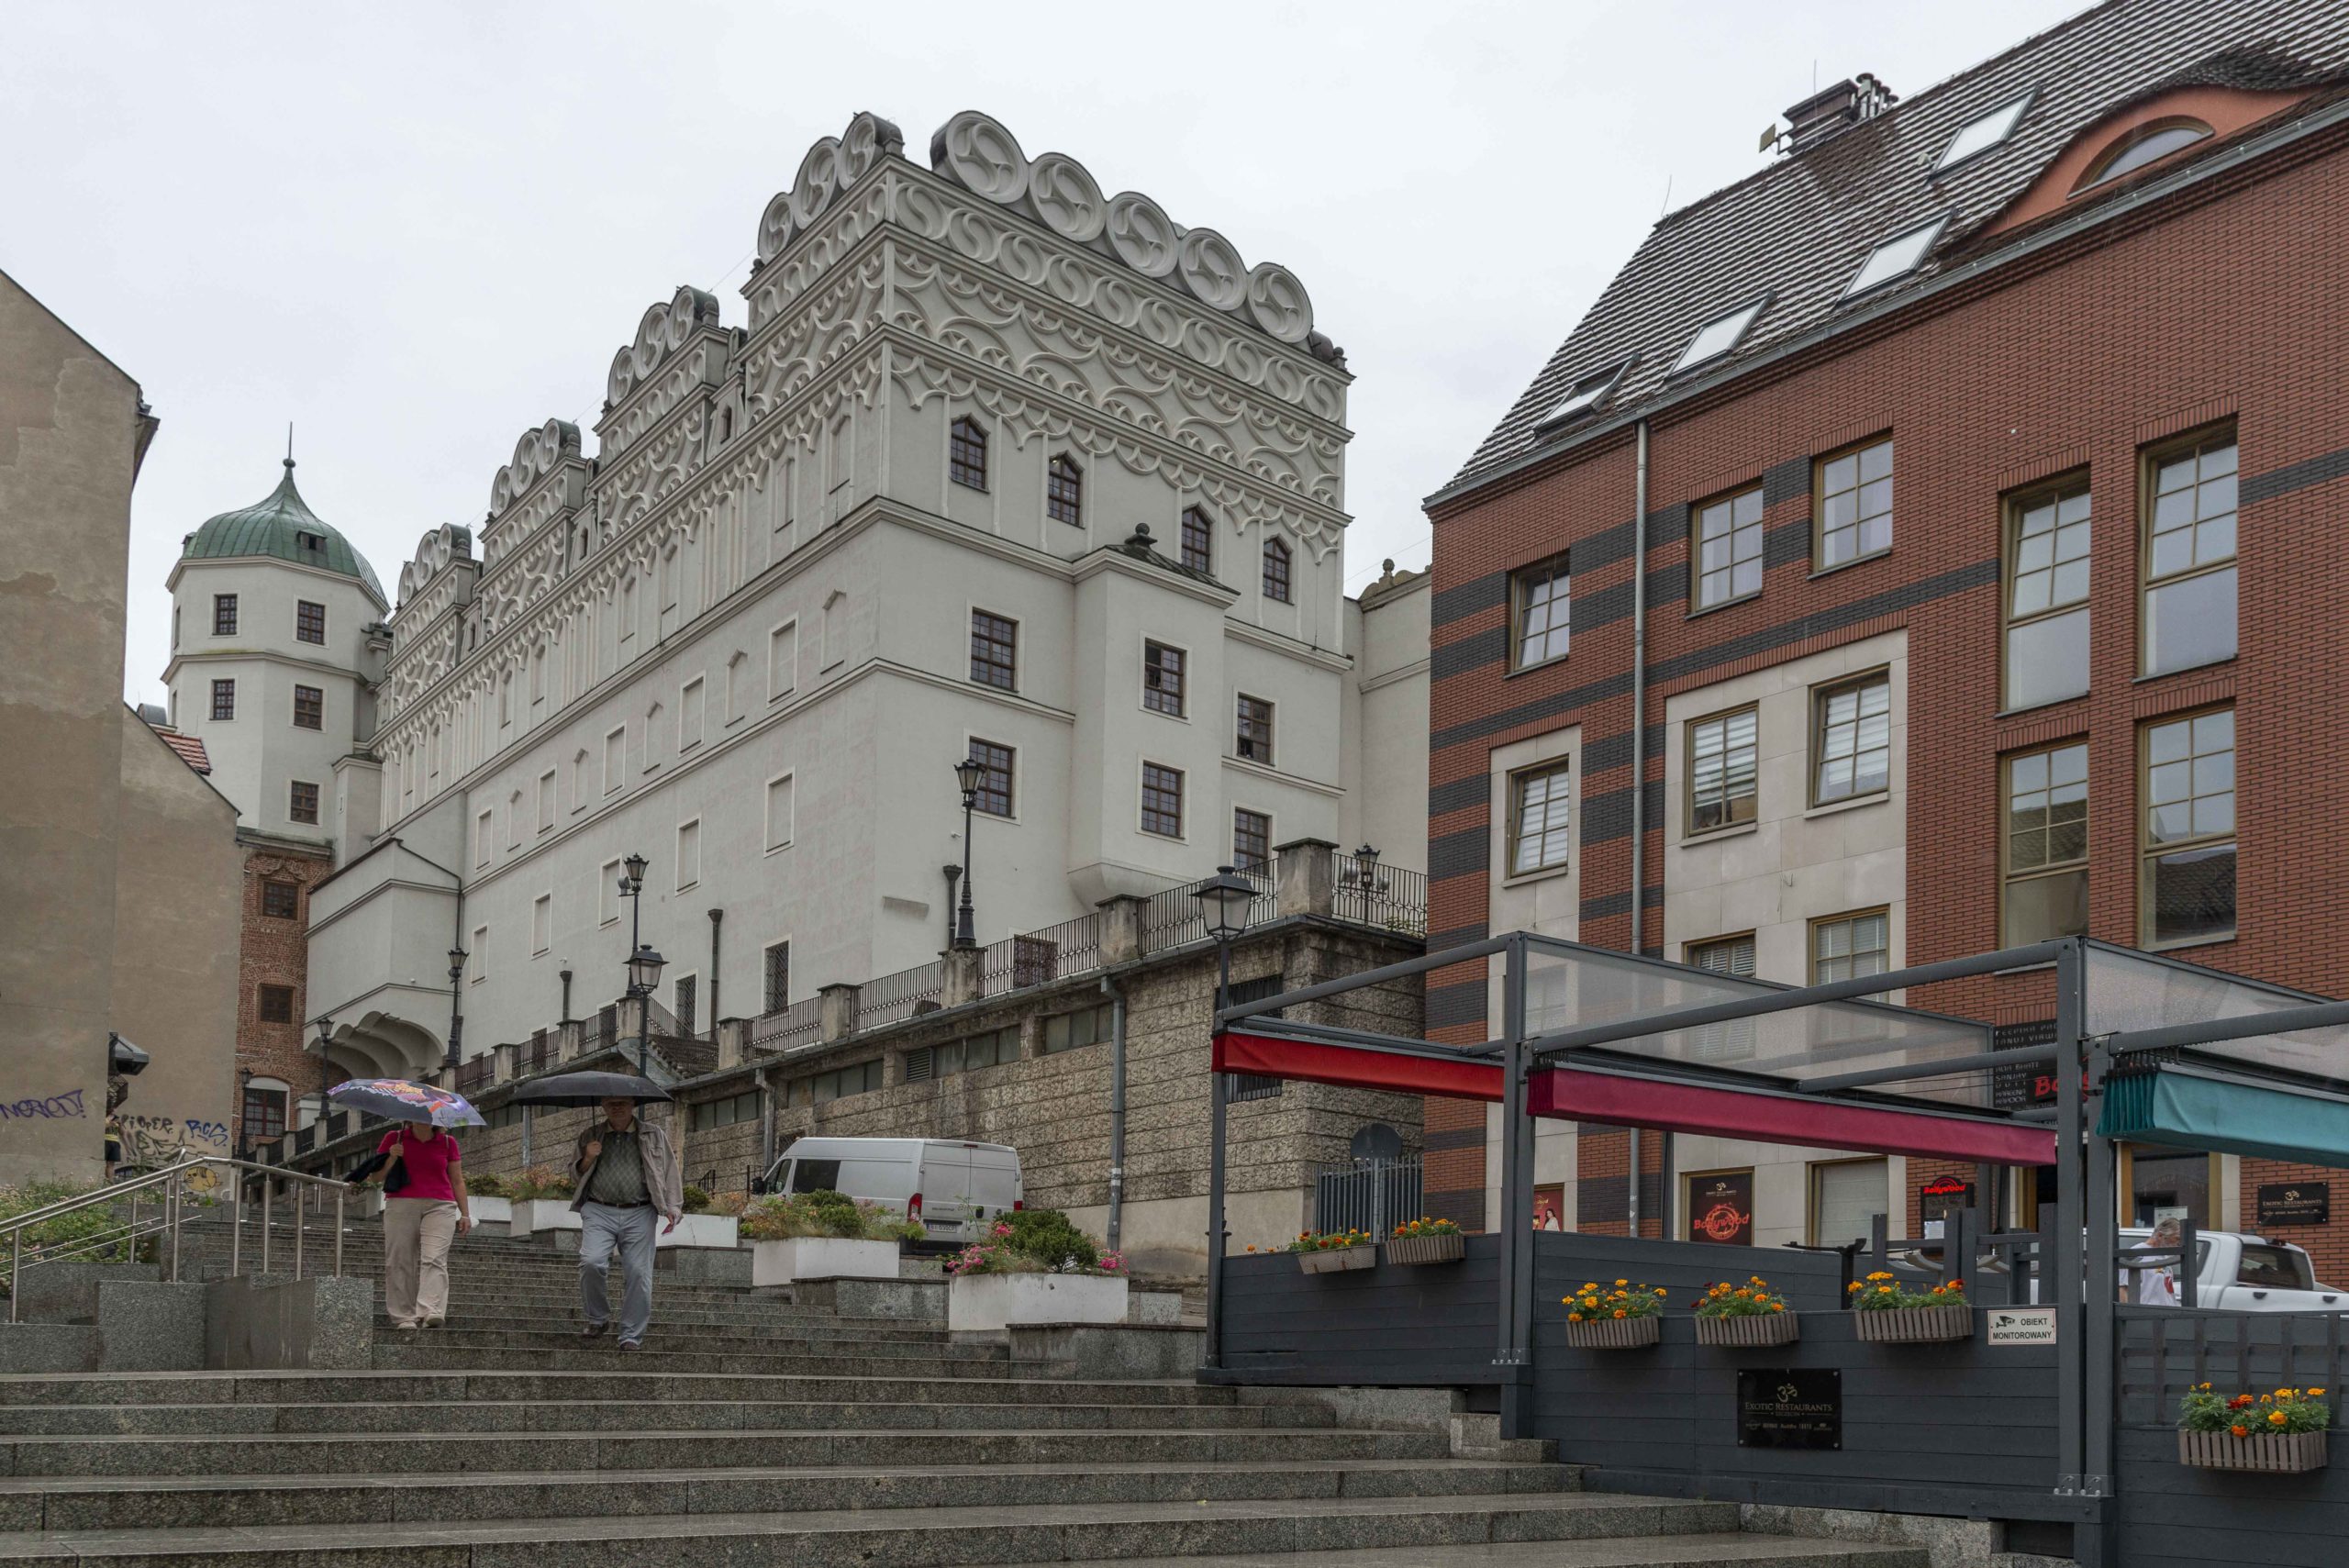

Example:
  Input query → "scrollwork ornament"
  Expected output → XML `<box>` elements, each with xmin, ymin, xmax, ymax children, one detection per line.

<box><xmin>1107</xmin><ymin>192</ymin><xmax>1178</xmax><ymax>277</ymax></box>
<box><xmin>1026</xmin><ymin>152</ymin><xmax>1105</xmax><ymax>242</ymax></box>
<box><xmin>931</xmin><ymin>110</ymin><xmax>1030</xmax><ymax>203</ymax></box>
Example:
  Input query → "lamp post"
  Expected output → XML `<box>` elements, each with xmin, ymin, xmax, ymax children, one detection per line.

<box><xmin>618</xmin><ymin>848</ymin><xmax>662</xmax><ymax>1073</ymax></box>
<box><xmin>315</xmin><ymin>1016</ymin><xmax>335</xmax><ymax>1148</ymax></box>
<box><xmin>1194</xmin><ymin>864</ymin><xmax>1259</xmax><ymax>1371</ymax></box>
<box><xmin>236</xmin><ymin>1068</ymin><xmax>254</xmax><ymax>1162</ymax></box>
<box><xmin>445</xmin><ymin>945</ymin><xmax>466</xmax><ymax>1083</ymax></box>
<box><xmin>952</xmin><ymin>755</ymin><xmax>985</xmax><ymax>949</ymax></box>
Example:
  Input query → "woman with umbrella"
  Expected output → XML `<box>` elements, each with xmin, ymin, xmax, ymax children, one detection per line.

<box><xmin>334</xmin><ymin>1080</ymin><xmax>482</xmax><ymax>1332</ymax></box>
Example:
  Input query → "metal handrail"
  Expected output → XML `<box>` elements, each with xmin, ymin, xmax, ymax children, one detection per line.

<box><xmin>4</xmin><ymin>1153</ymin><xmax>355</xmax><ymax>1323</ymax></box>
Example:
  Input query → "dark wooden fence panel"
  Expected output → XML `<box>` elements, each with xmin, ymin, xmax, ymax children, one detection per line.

<box><xmin>1219</xmin><ymin>1236</ymin><xmax>1501</xmax><ymax>1385</ymax></box>
<box><xmin>2115</xmin><ymin>1308</ymin><xmax>2349</xmax><ymax>1568</ymax></box>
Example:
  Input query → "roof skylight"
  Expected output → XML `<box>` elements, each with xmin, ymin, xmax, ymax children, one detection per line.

<box><xmin>1842</xmin><ymin>216</ymin><xmax>1949</xmax><ymax>298</ymax></box>
<box><xmin>1673</xmin><ymin>300</ymin><xmax>1766</xmax><ymax>373</ymax></box>
<box><xmin>1934</xmin><ymin>94</ymin><xmax>2032</xmax><ymax>172</ymax></box>
<box><xmin>1533</xmin><ymin>359</ymin><xmax>1633</xmax><ymax>429</ymax></box>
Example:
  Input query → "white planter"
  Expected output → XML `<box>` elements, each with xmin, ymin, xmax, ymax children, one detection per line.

<box><xmin>508</xmin><ymin>1199</ymin><xmax>581</xmax><ymax>1239</ymax></box>
<box><xmin>657</xmin><ymin>1214</ymin><xmax>740</xmax><ymax>1250</ymax></box>
<box><xmin>752</xmin><ymin>1237</ymin><xmax>900</xmax><ymax>1286</ymax></box>
<box><xmin>948</xmin><ymin>1273</ymin><xmax>1129</xmax><ymax>1334</ymax></box>
<box><xmin>465</xmin><ymin>1195</ymin><xmax>512</xmax><ymax>1226</ymax></box>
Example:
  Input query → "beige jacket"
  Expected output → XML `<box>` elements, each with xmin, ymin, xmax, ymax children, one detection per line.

<box><xmin>568</xmin><ymin>1118</ymin><xmax>682</xmax><ymax>1218</ymax></box>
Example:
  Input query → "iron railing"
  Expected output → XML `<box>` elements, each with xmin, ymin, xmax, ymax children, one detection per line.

<box><xmin>520</xmin><ymin>1029</ymin><xmax>555</xmax><ymax>1075</ymax></box>
<box><xmin>2</xmin><ymin>1155</ymin><xmax>355</xmax><ymax>1320</ymax></box>
<box><xmin>453</xmin><ymin>1055</ymin><xmax>494</xmax><ymax>1095</ymax></box>
<box><xmin>977</xmin><ymin>913</ymin><xmax>1104</xmax><ymax>996</ymax></box>
<box><xmin>860</xmin><ymin>961</ymin><xmax>944</xmax><ymax>1029</ymax></box>
<box><xmin>1141</xmin><ymin>860</ymin><xmax>1276</xmax><ymax>954</ymax></box>
<box><xmin>749</xmin><ymin>995</ymin><xmax>823</xmax><ymax>1055</ymax></box>
<box><xmin>1309</xmin><ymin>1154</ymin><xmax>1425</xmax><ymax>1239</ymax></box>
<box><xmin>1334</xmin><ymin>855</ymin><xmax>1428</xmax><ymax>938</ymax></box>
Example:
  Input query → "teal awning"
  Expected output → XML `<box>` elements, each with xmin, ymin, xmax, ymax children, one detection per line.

<box><xmin>2099</xmin><ymin>1066</ymin><xmax>2349</xmax><ymax>1167</ymax></box>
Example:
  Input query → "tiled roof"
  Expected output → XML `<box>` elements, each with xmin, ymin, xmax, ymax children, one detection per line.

<box><xmin>153</xmin><ymin>729</ymin><xmax>210</xmax><ymax>775</ymax></box>
<box><xmin>1442</xmin><ymin>0</ymin><xmax>2349</xmax><ymax>500</ymax></box>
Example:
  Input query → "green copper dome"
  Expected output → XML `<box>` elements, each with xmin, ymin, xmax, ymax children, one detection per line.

<box><xmin>181</xmin><ymin>460</ymin><xmax>385</xmax><ymax>604</ymax></box>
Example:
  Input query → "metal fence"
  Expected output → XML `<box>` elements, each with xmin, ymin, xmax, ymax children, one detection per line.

<box><xmin>749</xmin><ymin>995</ymin><xmax>823</xmax><ymax>1054</ymax></box>
<box><xmin>1141</xmin><ymin>860</ymin><xmax>1277</xmax><ymax>955</ymax></box>
<box><xmin>1333</xmin><ymin>854</ymin><xmax>1428</xmax><ymax>938</ymax></box>
<box><xmin>1308</xmin><ymin>1154</ymin><xmax>1424</xmax><ymax>1237</ymax></box>
<box><xmin>977</xmin><ymin>914</ymin><xmax>1103</xmax><ymax>996</ymax></box>
<box><xmin>860</xmin><ymin>960</ymin><xmax>943</xmax><ymax>1029</ymax></box>
<box><xmin>454</xmin><ymin>1055</ymin><xmax>493</xmax><ymax>1095</ymax></box>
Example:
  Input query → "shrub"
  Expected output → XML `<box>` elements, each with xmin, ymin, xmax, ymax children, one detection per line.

<box><xmin>0</xmin><ymin>1181</ymin><xmax>136</xmax><ymax>1294</ymax></box>
<box><xmin>510</xmin><ymin>1165</ymin><xmax>574</xmax><ymax>1201</ymax></box>
<box><xmin>1694</xmin><ymin>1275</ymin><xmax>1790</xmax><ymax>1318</ymax></box>
<box><xmin>464</xmin><ymin>1172</ymin><xmax>509</xmax><ymax>1198</ymax></box>
<box><xmin>681</xmin><ymin>1184</ymin><xmax>711</xmax><ymax>1215</ymax></box>
<box><xmin>737</xmin><ymin>1191</ymin><xmax>925</xmax><ymax>1244</ymax></box>
<box><xmin>1564</xmin><ymin>1280</ymin><xmax>1667</xmax><ymax>1323</ymax></box>
<box><xmin>943</xmin><ymin>1214</ymin><xmax>1120</xmax><ymax>1278</ymax></box>
<box><xmin>2182</xmin><ymin>1384</ymin><xmax>2330</xmax><ymax>1436</ymax></box>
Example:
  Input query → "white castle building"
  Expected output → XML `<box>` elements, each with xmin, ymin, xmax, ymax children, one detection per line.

<box><xmin>299</xmin><ymin>110</ymin><xmax>1428</xmax><ymax>1088</ymax></box>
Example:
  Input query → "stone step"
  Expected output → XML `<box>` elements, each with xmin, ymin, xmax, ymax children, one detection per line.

<box><xmin>367</xmin><ymin>1344</ymin><xmax>1041</xmax><ymax>1377</ymax></box>
<box><xmin>0</xmin><ymin>1456</ymin><xmax>1560</xmax><ymax>1531</ymax></box>
<box><xmin>368</xmin><ymin>1311</ymin><xmax>950</xmax><ymax>1340</ymax></box>
<box><xmin>0</xmin><ymin>1491</ymin><xmax>1735</xmax><ymax>1564</ymax></box>
<box><xmin>992</xmin><ymin>1540</ymin><xmax>1932</xmax><ymax>1568</ymax></box>
<box><xmin>0</xmin><ymin>1396</ymin><xmax>1331</xmax><ymax>1437</ymax></box>
<box><xmin>0</xmin><ymin>1425</ymin><xmax>1447</xmax><ymax>1478</ymax></box>
<box><xmin>374</xmin><ymin>1327</ymin><xmax>997</xmax><ymax>1361</ymax></box>
<box><xmin>0</xmin><ymin>1370</ymin><xmax>1238</xmax><ymax>1409</ymax></box>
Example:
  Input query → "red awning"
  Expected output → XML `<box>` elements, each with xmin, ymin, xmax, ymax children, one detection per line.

<box><xmin>1212</xmin><ymin>1030</ymin><xmax>2054</xmax><ymax>1165</ymax></box>
<box><xmin>1214</xmin><ymin>1030</ymin><xmax>1503</xmax><ymax>1101</ymax></box>
<box><xmin>1529</xmin><ymin>1067</ymin><xmax>2056</xmax><ymax>1166</ymax></box>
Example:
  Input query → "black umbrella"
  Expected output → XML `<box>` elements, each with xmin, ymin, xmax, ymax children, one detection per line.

<box><xmin>508</xmin><ymin>1071</ymin><xmax>672</xmax><ymax>1106</ymax></box>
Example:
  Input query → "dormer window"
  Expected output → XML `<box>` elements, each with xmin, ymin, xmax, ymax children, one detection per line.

<box><xmin>1934</xmin><ymin>94</ymin><xmax>2032</xmax><ymax>172</ymax></box>
<box><xmin>1674</xmin><ymin>300</ymin><xmax>1766</xmax><ymax>373</ymax></box>
<box><xmin>1842</xmin><ymin>216</ymin><xmax>1949</xmax><ymax>298</ymax></box>
<box><xmin>2074</xmin><ymin>117</ymin><xmax>2212</xmax><ymax>194</ymax></box>
<box><xmin>295</xmin><ymin>529</ymin><xmax>326</xmax><ymax>552</ymax></box>
<box><xmin>1533</xmin><ymin>359</ymin><xmax>1632</xmax><ymax>431</ymax></box>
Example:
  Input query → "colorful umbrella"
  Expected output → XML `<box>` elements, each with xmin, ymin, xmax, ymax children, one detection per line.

<box><xmin>328</xmin><ymin>1079</ymin><xmax>484</xmax><ymax>1128</ymax></box>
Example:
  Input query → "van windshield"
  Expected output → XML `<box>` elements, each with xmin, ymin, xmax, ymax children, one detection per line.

<box><xmin>789</xmin><ymin>1158</ymin><xmax>842</xmax><ymax>1194</ymax></box>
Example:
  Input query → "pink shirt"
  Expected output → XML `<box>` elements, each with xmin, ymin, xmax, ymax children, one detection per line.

<box><xmin>378</xmin><ymin>1127</ymin><xmax>461</xmax><ymax>1203</ymax></box>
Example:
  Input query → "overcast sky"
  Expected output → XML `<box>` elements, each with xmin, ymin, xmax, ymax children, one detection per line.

<box><xmin>5</xmin><ymin>0</ymin><xmax>2075</xmax><ymax>706</ymax></box>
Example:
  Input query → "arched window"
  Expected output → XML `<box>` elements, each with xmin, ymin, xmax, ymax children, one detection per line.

<box><xmin>1047</xmin><ymin>454</ymin><xmax>1083</xmax><ymax>526</ymax></box>
<box><xmin>1179</xmin><ymin>506</ymin><xmax>1213</xmax><ymax>574</ymax></box>
<box><xmin>1262</xmin><ymin>538</ymin><xmax>1293</xmax><ymax>604</ymax></box>
<box><xmin>949</xmin><ymin>417</ymin><xmax>988</xmax><ymax>491</ymax></box>
<box><xmin>2073</xmin><ymin>117</ymin><xmax>2212</xmax><ymax>193</ymax></box>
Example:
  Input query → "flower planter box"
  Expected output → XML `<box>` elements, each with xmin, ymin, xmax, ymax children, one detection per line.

<box><xmin>464</xmin><ymin>1195</ymin><xmax>512</xmax><ymax>1228</ymax></box>
<box><xmin>1694</xmin><ymin>1311</ymin><xmax>1800</xmax><ymax>1347</ymax></box>
<box><xmin>2179</xmin><ymin>1429</ymin><xmax>2328</xmax><ymax>1473</ymax></box>
<box><xmin>1296</xmin><ymin>1245</ymin><xmax>1377</xmax><ymax>1275</ymax></box>
<box><xmin>751</xmin><ymin>1237</ymin><xmax>900</xmax><ymax>1287</ymax></box>
<box><xmin>1564</xmin><ymin>1315</ymin><xmax>1661</xmax><ymax>1349</ymax></box>
<box><xmin>657</xmin><ymin>1214</ymin><xmax>739</xmax><ymax>1250</ymax></box>
<box><xmin>947</xmin><ymin>1273</ymin><xmax>1128</xmax><ymax>1334</ymax></box>
<box><xmin>1854</xmin><ymin>1304</ymin><xmax>1973</xmax><ymax>1343</ymax></box>
<box><xmin>1386</xmin><ymin>1234</ymin><xmax>1464</xmax><ymax>1267</ymax></box>
<box><xmin>507</xmin><ymin>1199</ymin><xmax>581</xmax><ymax>1240</ymax></box>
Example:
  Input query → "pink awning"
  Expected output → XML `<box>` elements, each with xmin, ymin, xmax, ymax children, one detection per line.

<box><xmin>1214</xmin><ymin>1031</ymin><xmax>1503</xmax><ymax>1101</ymax></box>
<box><xmin>1528</xmin><ymin>1067</ymin><xmax>2056</xmax><ymax>1166</ymax></box>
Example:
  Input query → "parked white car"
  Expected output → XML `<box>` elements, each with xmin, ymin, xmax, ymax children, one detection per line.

<box><xmin>754</xmin><ymin>1137</ymin><xmax>1023</xmax><ymax>1244</ymax></box>
<box><xmin>2120</xmin><ymin>1228</ymin><xmax>2349</xmax><ymax>1311</ymax></box>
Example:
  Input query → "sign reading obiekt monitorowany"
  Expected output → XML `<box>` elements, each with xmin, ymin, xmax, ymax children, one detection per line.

<box><xmin>1987</xmin><ymin>1307</ymin><xmax>2058</xmax><ymax>1346</ymax></box>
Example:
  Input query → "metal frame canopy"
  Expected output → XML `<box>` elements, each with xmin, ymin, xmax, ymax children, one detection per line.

<box><xmin>1201</xmin><ymin>932</ymin><xmax>2349</xmax><ymax>1568</ymax></box>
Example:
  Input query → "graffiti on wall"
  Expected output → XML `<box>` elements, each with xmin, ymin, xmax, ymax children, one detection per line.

<box><xmin>117</xmin><ymin>1114</ymin><xmax>229</xmax><ymax>1167</ymax></box>
<box><xmin>0</xmin><ymin>1089</ymin><xmax>87</xmax><ymax>1121</ymax></box>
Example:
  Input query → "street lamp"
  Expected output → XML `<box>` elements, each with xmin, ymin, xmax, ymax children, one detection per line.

<box><xmin>1194</xmin><ymin>863</ymin><xmax>1259</xmax><ymax>1372</ymax></box>
<box><xmin>952</xmin><ymin>754</ymin><xmax>986</xmax><ymax>949</ymax></box>
<box><xmin>445</xmin><ymin>944</ymin><xmax>467</xmax><ymax>1080</ymax></box>
<box><xmin>315</xmin><ymin>1016</ymin><xmax>335</xmax><ymax>1147</ymax></box>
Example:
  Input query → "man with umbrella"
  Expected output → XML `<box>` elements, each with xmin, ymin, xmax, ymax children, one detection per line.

<box><xmin>564</xmin><ymin>1079</ymin><xmax>682</xmax><ymax>1351</ymax></box>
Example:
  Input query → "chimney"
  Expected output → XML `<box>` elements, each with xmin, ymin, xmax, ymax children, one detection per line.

<box><xmin>1781</xmin><ymin>72</ymin><xmax>1897</xmax><ymax>154</ymax></box>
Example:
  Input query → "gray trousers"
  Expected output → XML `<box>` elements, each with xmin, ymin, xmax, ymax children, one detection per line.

<box><xmin>577</xmin><ymin>1202</ymin><xmax>658</xmax><ymax>1343</ymax></box>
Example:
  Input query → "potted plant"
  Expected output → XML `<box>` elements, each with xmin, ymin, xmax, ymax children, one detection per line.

<box><xmin>2178</xmin><ymin>1385</ymin><xmax>2331</xmax><ymax>1473</ymax></box>
<box><xmin>1386</xmin><ymin>1217</ymin><xmax>1464</xmax><ymax>1266</ymax></box>
<box><xmin>1563</xmin><ymin>1280</ymin><xmax>1667</xmax><ymax>1348</ymax></box>
<box><xmin>1848</xmin><ymin>1272</ymin><xmax>1972</xmax><ymax>1342</ymax></box>
<box><xmin>1693</xmin><ymin>1274</ymin><xmax>1798</xmax><ymax>1346</ymax></box>
<box><xmin>656</xmin><ymin>1184</ymin><xmax>741</xmax><ymax>1250</ymax></box>
<box><xmin>1288</xmin><ymin>1228</ymin><xmax>1376</xmax><ymax>1274</ymax></box>
<box><xmin>944</xmin><ymin>1208</ymin><xmax>1127</xmax><ymax>1332</ymax></box>
<box><xmin>463</xmin><ymin>1171</ymin><xmax>513</xmax><ymax>1229</ymax></box>
<box><xmin>746</xmin><ymin>1189</ymin><xmax>923</xmax><ymax>1285</ymax></box>
<box><xmin>505</xmin><ymin>1165</ymin><xmax>579</xmax><ymax>1239</ymax></box>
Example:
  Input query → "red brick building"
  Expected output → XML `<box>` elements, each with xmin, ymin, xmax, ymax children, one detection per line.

<box><xmin>1420</xmin><ymin>0</ymin><xmax>2349</xmax><ymax>1275</ymax></box>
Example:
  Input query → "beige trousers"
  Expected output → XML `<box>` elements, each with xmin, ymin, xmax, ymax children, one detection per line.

<box><xmin>382</xmin><ymin>1197</ymin><xmax>459</xmax><ymax>1326</ymax></box>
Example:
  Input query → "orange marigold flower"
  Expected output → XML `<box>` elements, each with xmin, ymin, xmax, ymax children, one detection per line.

<box><xmin>2270</xmin><ymin>1410</ymin><xmax>2289</xmax><ymax>1426</ymax></box>
<box><xmin>2232</xmin><ymin>1425</ymin><xmax>2250</xmax><ymax>1438</ymax></box>
<box><xmin>1612</xmin><ymin>1309</ymin><xmax>1627</xmax><ymax>1319</ymax></box>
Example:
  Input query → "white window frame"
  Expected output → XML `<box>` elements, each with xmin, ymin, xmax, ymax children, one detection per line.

<box><xmin>765</xmin><ymin>773</ymin><xmax>796</xmax><ymax>853</ymax></box>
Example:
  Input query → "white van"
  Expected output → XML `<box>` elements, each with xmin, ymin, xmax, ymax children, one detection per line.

<box><xmin>755</xmin><ymin>1137</ymin><xmax>1023</xmax><ymax>1244</ymax></box>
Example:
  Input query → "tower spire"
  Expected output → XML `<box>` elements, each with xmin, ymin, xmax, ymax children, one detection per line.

<box><xmin>285</xmin><ymin>421</ymin><xmax>295</xmax><ymax>472</ymax></box>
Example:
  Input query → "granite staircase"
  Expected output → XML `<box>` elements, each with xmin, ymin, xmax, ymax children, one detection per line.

<box><xmin>0</xmin><ymin>1225</ymin><xmax>1929</xmax><ymax>1566</ymax></box>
